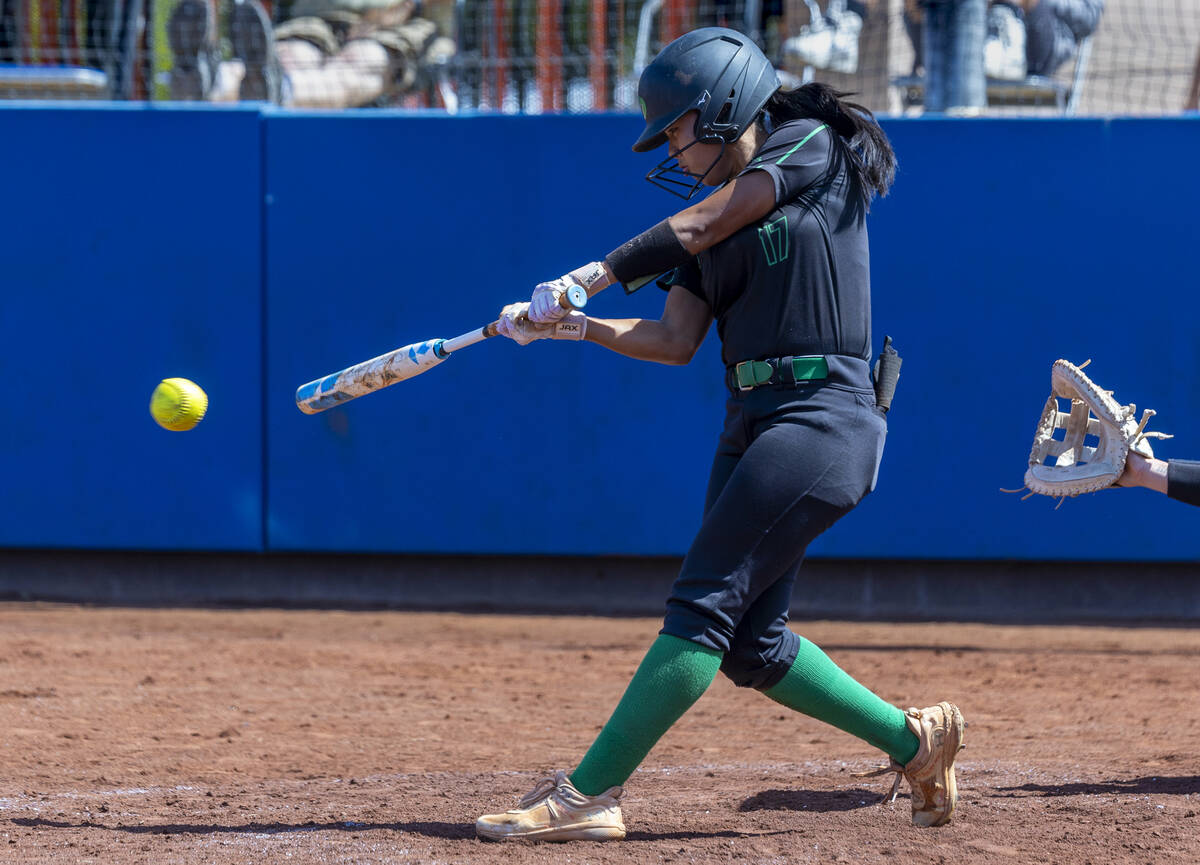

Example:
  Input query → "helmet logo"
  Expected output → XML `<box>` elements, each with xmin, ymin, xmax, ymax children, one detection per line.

<box><xmin>639</xmin><ymin>97</ymin><xmax>647</xmax><ymax>118</ymax></box>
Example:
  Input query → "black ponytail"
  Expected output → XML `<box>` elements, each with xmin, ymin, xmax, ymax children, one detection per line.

<box><xmin>763</xmin><ymin>82</ymin><xmax>896</xmax><ymax>209</ymax></box>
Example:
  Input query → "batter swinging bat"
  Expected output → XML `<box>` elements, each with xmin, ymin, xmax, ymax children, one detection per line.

<box><xmin>295</xmin><ymin>285</ymin><xmax>588</xmax><ymax>414</ymax></box>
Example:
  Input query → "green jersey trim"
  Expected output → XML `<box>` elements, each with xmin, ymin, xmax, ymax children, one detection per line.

<box><xmin>749</xmin><ymin>123</ymin><xmax>829</xmax><ymax>167</ymax></box>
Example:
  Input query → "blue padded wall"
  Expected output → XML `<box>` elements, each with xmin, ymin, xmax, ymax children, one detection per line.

<box><xmin>859</xmin><ymin>118</ymin><xmax>1200</xmax><ymax>559</ymax></box>
<box><xmin>264</xmin><ymin>112</ymin><xmax>713</xmax><ymax>554</ymax></box>
<box><xmin>266</xmin><ymin>113</ymin><xmax>1200</xmax><ymax>559</ymax></box>
<box><xmin>4</xmin><ymin>106</ymin><xmax>1197</xmax><ymax>559</ymax></box>
<box><xmin>1</xmin><ymin>105</ymin><xmax>264</xmax><ymax>550</ymax></box>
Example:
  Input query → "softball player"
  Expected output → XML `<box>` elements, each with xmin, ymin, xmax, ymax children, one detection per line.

<box><xmin>477</xmin><ymin>27</ymin><xmax>964</xmax><ymax>842</ymax></box>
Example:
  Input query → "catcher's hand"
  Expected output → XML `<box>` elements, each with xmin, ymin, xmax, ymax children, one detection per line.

<box><xmin>1012</xmin><ymin>359</ymin><xmax>1172</xmax><ymax>505</ymax></box>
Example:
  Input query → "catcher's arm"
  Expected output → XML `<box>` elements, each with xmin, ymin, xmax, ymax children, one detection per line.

<box><xmin>1116</xmin><ymin>452</ymin><xmax>1168</xmax><ymax>493</ymax></box>
<box><xmin>1120</xmin><ymin>454</ymin><xmax>1200</xmax><ymax>508</ymax></box>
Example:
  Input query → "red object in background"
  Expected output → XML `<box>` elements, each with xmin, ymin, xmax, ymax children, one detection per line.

<box><xmin>589</xmin><ymin>0</ymin><xmax>607</xmax><ymax>109</ymax></box>
<box><xmin>41</xmin><ymin>0</ymin><xmax>60</xmax><ymax>64</ymax></box>
<box><xmin>662</xmin><ymin>0</ymin><xmax>692</xmax><ymax>43</ymax></box>
<box><xmin>536</xmin><ymin>0</ymin><xmax>563</xmax><ymax>112</ymax></box>
<box><xmin>21</xmin><ymin>0</ymin><xmax>59</xmax><ymax>64</ymax></box>
<box><xmin>489</xmin><ymin>0</ymin><xmax>508</xmax><ymax>109</ymax></box>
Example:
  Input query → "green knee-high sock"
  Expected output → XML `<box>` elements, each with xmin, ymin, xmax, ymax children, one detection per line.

<box><xmin>764</xmin><ymin>637</ymin><xmax>919</xmax><ymax>764</ymax></box>
<box><xmin>570</xmin><ymin>634</ymin><xmax>722</xmax><ymax>796</ymax></box>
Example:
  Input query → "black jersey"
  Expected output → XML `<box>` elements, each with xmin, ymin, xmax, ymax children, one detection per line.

<box><xmin>672</xmin><ymin>118</ymin><xmax>873</xmax><ymax>368</ymax></box>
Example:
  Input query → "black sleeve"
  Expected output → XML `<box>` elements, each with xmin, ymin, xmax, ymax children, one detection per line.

<box><xmin>1166</xmin><ymin>460</ymin><xmax>1200</xmax><ymax>508</ymax></box>
<box><xmin>656</xmin><ymin>257</ymin><xmax>704</xmax><ymax>303</ymax></box>
<box><xmin>738</xmin><ymin>119</ymin><xmax>833</xmax><ymax>206</ymax></box>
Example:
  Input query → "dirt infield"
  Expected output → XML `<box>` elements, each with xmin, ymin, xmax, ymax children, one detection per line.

<box><xmin>1</xmin><ymin>603</ymin><xmax>1198</xmax><ymax>864</ymax></box>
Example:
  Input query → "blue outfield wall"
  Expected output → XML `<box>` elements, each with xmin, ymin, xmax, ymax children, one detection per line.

<box><xmin>4</xmin><ymin>106</ymin><xmax>1198</xmax><ymax>559</ymax></box>
<box><xmin>264</xmin><ymin>112</ymin><xmax>701</xmax><ymax>555</ymax></box>
<box><xmin>1</xmin><ymin>105</ymin><xmax>265</xmax><ymax>551</ymax></box>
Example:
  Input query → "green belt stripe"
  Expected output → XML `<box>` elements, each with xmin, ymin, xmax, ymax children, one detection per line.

<box><xmin>735</xmin><ymin>356</ymin><xmax>828</xmax><ymax>389</ymax></box>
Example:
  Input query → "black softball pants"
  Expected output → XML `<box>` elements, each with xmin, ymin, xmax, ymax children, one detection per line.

<box><xmin>661</xmin><ymin>374</ymin><xmax>887</xmax><ymax>691</ymax></box>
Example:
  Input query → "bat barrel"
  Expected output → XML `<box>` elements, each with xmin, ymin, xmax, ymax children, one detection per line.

<box><xmin>295</xmin><ymin>293</ymin><xmax>581</xmax><ymax>416</ymax></box>
<box><xmin>295</xmin><ymin>338</ymin><xmax>448</xmax><ymax>414</ymax></box>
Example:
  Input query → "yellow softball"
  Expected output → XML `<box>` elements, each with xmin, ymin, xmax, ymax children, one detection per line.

<box><xmin>150</xmin><ymin>377</ymin><xmax>209</xmax><ymax>431</ymax></box>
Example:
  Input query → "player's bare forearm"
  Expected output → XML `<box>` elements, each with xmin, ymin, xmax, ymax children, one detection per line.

<box><xmin>584</xmin><ymin>285</ymin><xmax>712</xmax><ymax>364</ymax></box>
<box><xmin>668</xmin><ymin>171</ymin><xmax>776</xmax><ymax>253</ymax></box>
<box><xmin>585</xmin><ymin>317</ymin><xmax>703</xmax><ymax>365</ymax></box>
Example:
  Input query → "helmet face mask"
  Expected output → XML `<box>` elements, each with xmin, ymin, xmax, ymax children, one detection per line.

<box><xmin>646</xmin><ymin>136</ymin><xmax>728</xmax><ymax>200</ymax></box>
<box><xmin>633</xmin><ymin>27</ymin><xmax>780</xmax><ymax>197</ymax></box>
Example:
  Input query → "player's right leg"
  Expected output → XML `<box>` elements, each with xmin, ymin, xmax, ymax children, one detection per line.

<box><xmin>475</xmin><ymin>770</ymin><xmax>627</xmax><ymax>841</ymax></box>
<box><xmin>475</xmin><ymin>632</ymin><xmax>722</xmax><ymax>841</ymax></box>
<box><xmin>475</xmin><ymin>408</ymin><xmax>750</xmax><ymax>842</ymax></box>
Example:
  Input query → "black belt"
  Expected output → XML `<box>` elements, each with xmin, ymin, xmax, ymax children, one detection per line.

<box><xmin>726</xmin><ymin>355</ymin><xmax>829</xmax><ymax>393</ymax></box>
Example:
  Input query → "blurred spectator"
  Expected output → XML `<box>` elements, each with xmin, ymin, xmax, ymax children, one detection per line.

<box><xmin>984</xmin><ymin>0</ymin><xmax>1104</xmax><ymax>81</ymax></box>
<box><xmin>167</xmin><ymin>0</ymin><xmax>222</xmax><ymax>99</ymax></box>
<box><xmin>167</xmin><ymin>0</ymin><xmax>453</xmax><ymax>108</ymax></box>
<box><xmin>904</xmin><ymin>0</ymin><xmax>1101</xmax><ymax>110</ymax></box>
<box><xmin>783</xmin><ymin>0</ymin><xmax>868</xmax><ymax>75</ymax></box>
<box><xmin>1018</xmin><ymin>0</ymin><xmax>1102</xmax><ymax>77</ymax></box>
<box><xmin>1186</xmin><ymin>45</ymin><xmax>1200</xmax><ymax>112</ymax></box>
<box><xmin>984</xmin><ymin>1</ymin><xmax>1026</xmax><ymax>79</ymax></box>
<box><xmin>903</xmin><ymin>0</ymin><xmax>987</xmax><ymax>114</ymax></box>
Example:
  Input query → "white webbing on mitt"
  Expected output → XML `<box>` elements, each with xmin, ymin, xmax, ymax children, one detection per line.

<box><xmin>1017</xmin><ymin>359</ymin><xmax>1171</xmax><ymax>503</ymax></box>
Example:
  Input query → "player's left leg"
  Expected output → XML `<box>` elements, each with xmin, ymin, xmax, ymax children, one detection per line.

<box><xmin>722</xmin><ymin>588</ymin><xmax>964</xmax><ymax>827</ymax></box>
<box><xmin>719</xmin><ymin>570</ymin><xmax>919</xmax><ymax>762</ymax></box>
<box><xmin>686</xmin><ymin>387</ymin><xmax>963</xmax><ymax>826</ymax></box>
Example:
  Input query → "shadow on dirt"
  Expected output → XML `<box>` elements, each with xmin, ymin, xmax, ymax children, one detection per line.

<box><xmin>14</xmin><ymin>817</ymin><xmax>804</xmax><ymax>843</ymax></box>
<box><xmin>11</xmin><ymin>818</ymin><xmax>475</xmax><ymax>839</ymax></box>
<box><xmin>737</xmin><ymin>788</ymin><xmax>883</xmax><ymax>813</ymax></box>
<box><xmin>625</xmin><ymin>828</ymin><xmax>797</xmax><ymax>841</ymax></box>
<box><xmin>994</xmin><ymin>776</ymin><xmax>1200</xmax><ymax>797</ymax></box>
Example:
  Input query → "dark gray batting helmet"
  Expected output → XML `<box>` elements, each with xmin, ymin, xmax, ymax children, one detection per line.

<box><xmin>633</xmin><ymin>27</ymin><xmax>780</xmax><ymax>154</ymax></box>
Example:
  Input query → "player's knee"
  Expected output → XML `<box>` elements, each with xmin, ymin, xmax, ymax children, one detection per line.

<box><xmin>720</xmin><ymin>649</ymin><xmax>783</xmax><ymax>690</ymax></box>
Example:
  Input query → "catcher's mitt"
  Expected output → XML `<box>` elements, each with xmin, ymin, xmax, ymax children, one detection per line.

<box><xmin>1012</xmin><ymin>359</ymin><xmax>1171</xmax><ymax>505</ymax></box>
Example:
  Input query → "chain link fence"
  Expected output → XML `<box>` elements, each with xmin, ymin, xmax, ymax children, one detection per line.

<box><xmin>1</xmin><ymin>0</ymin><xmax>1197</xmax><ymax>114</ymax></box>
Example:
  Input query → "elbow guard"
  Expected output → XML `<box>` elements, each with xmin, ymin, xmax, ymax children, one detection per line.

<box><xmin>604</xmin><ymin>219</ymin><xmax>691</xmax><ymax>288</ymax></box>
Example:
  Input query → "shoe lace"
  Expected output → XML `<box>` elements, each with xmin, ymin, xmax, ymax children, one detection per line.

<box><xmin>516</xmin><ymin>773</ymin><xmax>563</xmax><ymax>809</ymax></box>
<box><xmin>853</xmin><ymin>740</ymin><xmax>968</xmax><ymax>807</ymax></box>
<box><xmin>852</xmin><ymin>760</ymin><xmax>906</xmax><ymax>805</ymax></box>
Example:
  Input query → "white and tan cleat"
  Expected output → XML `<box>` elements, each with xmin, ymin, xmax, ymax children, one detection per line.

<box><xmin>856</xmin><ymin>701</ymin><xmax>966</xmax><ymax>827</ymax></box>
<box><xmin>900</xmin><ymin>701</ymin><xmax>965</xmax><ymax>826</ymax></box>
<box><xmin>476</xmin><ymin>770</ymin><xmax>626</xmax><ymax>841</ymax></box>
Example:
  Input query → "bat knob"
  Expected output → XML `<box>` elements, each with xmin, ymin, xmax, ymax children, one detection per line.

<box><xmin>564</xmin><ymin>284</ymin><xmax>588</xmax><ymax>310</ymax></box>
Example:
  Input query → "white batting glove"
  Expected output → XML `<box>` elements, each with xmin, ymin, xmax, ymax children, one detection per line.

<box><xmin>496</xmin><ymin>302</ymin><xmax>587</xmax><ymax>345</ymax></box>
<box><xmin>528</xmin><ymin>261</ymin><xmax>610</xmax><ymax>323</ymax></box>
<box><xmin>529</xmin><ymin>279</ymin><xmax>574</xmax><ymax>324</ymax></box>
